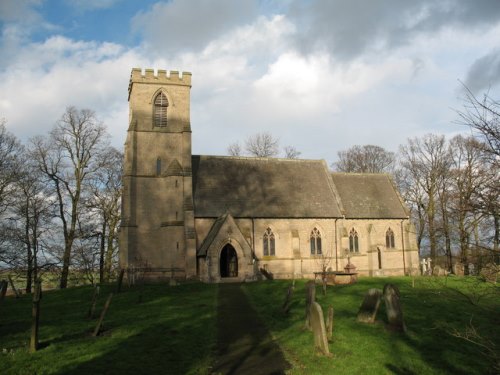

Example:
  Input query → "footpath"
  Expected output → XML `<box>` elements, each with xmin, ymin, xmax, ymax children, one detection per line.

<box><xmin>211</xmin><ymin>283</ymin><xmax>291</xmax><ymax>375</ymax></box>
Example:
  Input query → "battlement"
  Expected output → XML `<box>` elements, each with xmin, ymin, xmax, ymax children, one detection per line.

<box><xmin>129</xmin><ymin>68</ymin><xmax>191</xmax><ymax>97</ymax></box>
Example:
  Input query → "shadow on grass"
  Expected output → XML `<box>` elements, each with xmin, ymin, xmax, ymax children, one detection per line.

<box><xmin>211</xmin><ymin>283</ymin><xmax>291</xmax><ymax>375</ymax></box>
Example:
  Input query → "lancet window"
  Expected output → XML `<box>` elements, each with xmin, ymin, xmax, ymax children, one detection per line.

<box><xmin>263</xmin><ymin>228</ymin><xmax>275</xmax><ymax>256</ymax></box>
<box><xmin>154</xmin><ymin>92</ymin><xmax>168</xmax><ymax>127</ymax></box>
<box><xmin>310</xmin><ymin>228</ymin><xmax>322</xmax><ymax>255</ymax></box>
<box><xmin>386</xmin><ymin>228</ymin><xmax>395</xmax><ymax>249</ymax></box>
<box><xmin>349</xmin><ymin>228</ymin><xmax>359</xmax><ymax>253</ymax></box>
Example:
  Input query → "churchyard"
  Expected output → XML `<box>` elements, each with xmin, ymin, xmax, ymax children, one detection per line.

<box><xmin>0</xmin><ymin>276</ymin><xmax>498</xmax><ymax>374</ymax></box>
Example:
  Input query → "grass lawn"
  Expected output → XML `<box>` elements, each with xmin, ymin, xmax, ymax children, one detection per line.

<box><xmin>0</xmin><ymin>277</ymin><xmax>498</xmax><ymax>374</ymax></box>
<box><xmin>243</xmin><ymin>277</ymin><xmax>500</xmax><ymax>375</ymax></box>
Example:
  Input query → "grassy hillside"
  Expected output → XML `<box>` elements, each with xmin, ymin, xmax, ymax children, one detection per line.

<box><xmin>0</xmin><ymin>277</ymin><xmax>498</xmax><ymax>374</ymax></box>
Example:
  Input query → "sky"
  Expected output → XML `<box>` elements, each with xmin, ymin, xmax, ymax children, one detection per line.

<box><xmin>1</xmin><ymin>0</ymin><xmax>500</xmax><ymax>166</ymax></box>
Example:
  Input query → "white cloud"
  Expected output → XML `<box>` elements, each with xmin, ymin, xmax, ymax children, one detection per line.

<box><xmin>0</xmin><ymin>36</ymin><xmax>147</xmax><ymax>147</ymax></box>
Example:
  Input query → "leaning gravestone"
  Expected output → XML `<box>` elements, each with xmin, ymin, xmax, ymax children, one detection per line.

<box><xmin>305</xmin><ymin>280</ymin><xmax>316</xmax><ymax>330</ymax></box>
<box><xmin>357</xmin><ymin>288</ymin><xmax>383</xmax><ymax>323</ymax></box>
<box><xmin>383</xmin><ymin>284</ymin><xmax>406</xmax><ymax>332</ymax></box>
<box><xmin>310</xmin><ymin>302</ymin><xmax>330</xmax><ymax>355</ymax></box>
<box><xmin>93</xmin><ymin>293</ymin><xmax>113</xmax><ymax>337</ymax></box>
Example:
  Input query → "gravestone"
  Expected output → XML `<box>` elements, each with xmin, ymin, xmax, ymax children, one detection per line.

<box><xmin>420</xmin><ymin>259</ymin><xmax>427</xmax><ymax>275</ymax></box>
<box><xmin>433</xmin><ymin>265</ymin><xmax>445</xmax><ymax>276</ymax></box>
<box><xmin>325</xmin><ymin>305</ymin><xmax>334</xmax><ymax>341</ymax></box>
<box><xmin>93</xmin><ymin>293</ymin><xmax>113</xmax><ymax>337</ymax></box>
<box><xmin>480</xmin><ymin>263</ymin><xmax>498</xmax><ymax>283</ymax></box>
<box><xmin>453</xmin><ymin>262</ymin><xmax>465</xmax><ymax>276</ymax></box>
<box><xmin>282</xmin><ymin>284</ymin><xmax>294</xmax><ymax>314</ymax></box>
<box><xmin>305</xmin><ymin>280</ymin><xmax>316</xmax><ymax>330</ymax></box>
<box><xmin>310</xmin><ymin>302</ymin><xmax>330</xmax><ymax>355</ymax></box>
<box><xmin>383</xmin><ymin>283</ymin><xmax>406</xmax><ymax>332</ymax></box>
<box><xmin>357</xmin><ymin>288</ymin><xmax>383</xmax><ymax>323</ymax></box>
<box><xmin>426</xmin><ymin>258</ymin><xmax>432</xmax><ymax>275</ymax></box>
<box><xmin>8</xmin><ymin>276</ymin><xmax>20</xmax><ymax>298</ymax></box>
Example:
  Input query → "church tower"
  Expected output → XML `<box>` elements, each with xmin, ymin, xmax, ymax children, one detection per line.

<box><xmin>120</xmin><ymin>68</ymin><xmax>196</xmax><ymax>279</ymax></box>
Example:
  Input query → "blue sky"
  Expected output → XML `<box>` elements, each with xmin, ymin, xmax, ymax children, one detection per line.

<box><xmin>1</xmin><ymin>0</ymin><xmax>500</xmax><ymax>165</ymax></box>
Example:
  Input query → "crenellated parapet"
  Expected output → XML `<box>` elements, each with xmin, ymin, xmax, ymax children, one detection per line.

<box><xmin>129</xmin><ymin>68</ymin><xmax>191</xmax><ymax>95</ymax></box>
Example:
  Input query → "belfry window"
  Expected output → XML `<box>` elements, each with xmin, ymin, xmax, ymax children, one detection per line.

<box><xmin>386</xmin><ymin>228</ymin><xmax>395</xmax><ymax>249</ymax></box>
<box><xmin>349</xmin><ymin>228</ymin><xmax>359</xmax><ymax>253</ymax></box>
<box><xmin>310</xmin><ymin>228</ymin><xmax>322</xmax><ymax>255</ymax></box>
<box><xmin>263</xmin><ymin>228</ymin><xmax>275</xmax><ymax>256</ymax></box>
<box><xmin>154</xmin><ymin>92</ymin><xmax>168</xmax><ymax>127</ymax></box>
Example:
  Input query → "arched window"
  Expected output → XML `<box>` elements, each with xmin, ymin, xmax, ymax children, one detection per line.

<box><xmin>310</xmin><ymin>228</ymin><xmax>322</xmax><ymax>255</ymax></box>
<box><xmin>349</xmin><ymin>228</ymin><xmax>359</xmax><ymax>253</ymax></box>
<box><xmin>154</xmin><ymin>92</ymin><xmax>168</xmax><ymax>127</ymax></box>
<box><xmin>386</xmin><ymin>228</ymin><xmax>395</xmax><ymax>249</ymax></box>
<box><xmin>263</xmin><ymin>228</ymin><xmax>275</xmax><ymax>256</ymax></box>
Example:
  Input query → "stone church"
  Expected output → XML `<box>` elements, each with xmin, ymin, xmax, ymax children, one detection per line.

<box><xmin>119</xmin><ymin>68</ymin><xmax>419</xmax><ymax>282</ymax></box>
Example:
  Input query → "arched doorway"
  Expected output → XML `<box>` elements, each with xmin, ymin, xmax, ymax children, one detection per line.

<box><xmin>220</xmin><ymin>244</ymin><xmax>238</xmax><ymax>278</ymax></box>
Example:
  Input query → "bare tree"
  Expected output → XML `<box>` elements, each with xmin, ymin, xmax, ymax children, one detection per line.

<box><xmin>227</xmin><ymin>142</ymin><xmax>242</xmax><ymax>156</ymax></box>
<box><xmin>245</xmin><ymin>132</ymin><xmax>280</xmax><ymax>157</ymax></box>
<box><xmin>399</xmin><ymin>134</ymin><xmax>452</xmax><ymax>261</ymax></box>
<box><xmin>456</xmin><ymin>87</ymin><xmax>500</xmax><ymax>264</ymax></box>
<box><xmin>284</xmin><ymin>145</ymin><xmax>301</xmax><ymax>159</ymax></box>
<box><xmin>333</xmin><ymin>145</ymin><xmax>395</xmax><ymax>173</ymax></box>
<box><xmin>10</xmin><ymin>160</ymin><xmax>56</xmax><ymax>293</ymax></box>
<box><xmin>456</xmin><ymin>85</ymin><xmax>500</xmax><ymax>159</ymax></box>
<box><xmin>87</xmin><ymin>147</ymin><xmax>123</xmax><ymax>283</ymax></box>
<box><xmin>30</xmin><ymin>107</ymin><xmax>110</xmax><ymax>289</ymax></box>
<box><xmin>0</xmin><ymin>120</ymin><xmax>23</xmax><ymax>214</ymax></box>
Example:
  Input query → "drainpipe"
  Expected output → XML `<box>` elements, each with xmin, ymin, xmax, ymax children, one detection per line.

<box><xmin>401</xmin><ymin>219</ymin><xmax>406</xmax><ymax>275</ymax></box>
<box><xmin>334</xmin><ymin>218</ymin><xmax>339</xmax><ymax>271</ymax></box>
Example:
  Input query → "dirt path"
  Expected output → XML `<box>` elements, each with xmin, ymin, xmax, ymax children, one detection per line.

<box><xmin>211</xmin><ymin>283</ymin><xmax>291</xmax><ymax>375</ymax></box>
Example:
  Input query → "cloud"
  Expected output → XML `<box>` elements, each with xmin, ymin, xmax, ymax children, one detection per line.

<box><xmin>64</xmin><ymin>0</ymin><xmax>123</xmax><ymax>11</ymax></box>
<box><xmin>465</xmin><ymin>48</ymin><xmax>500</xmax><ymax>93</ymax></box>
<box><xmin>0</xmin><ymin>0</ymin><xmax>42</xmax><ymax>23</ymax></box>
<box><xmin>0</xmin><ymin>36</ymin><xmax>149</xmax><ymax>147</ymax></box>
<box><xmin>131</xmin><ymin>0</ymin><xmax>259</xmax><ymax>55</ymax></box>
<box><xmin>286</xmin><ymin>0</ymin><xmax>500</xmax><ymax>61</ymax></box>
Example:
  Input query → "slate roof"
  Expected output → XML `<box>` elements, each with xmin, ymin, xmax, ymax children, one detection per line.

<box><xmin>331</xmin><ymin>173</ymin><xmax>408</xmax><ymax>219</ymax></box>
<box><xmin>191</xmin><ymin>155</ymin><xmax>342</xmax><ymax>218</ymax></box>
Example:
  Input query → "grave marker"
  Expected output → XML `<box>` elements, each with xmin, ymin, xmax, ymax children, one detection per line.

<box><xmin>8</xmin><ymin>276</ymin><xmax>20</xmax><ymax>298</ymax></box>
<box><xmin>357</xmin><ymin>288</ymin><xmax>383</xmax><ymax>323</ymax></box>
<box><xmin>310</xmin><ymin>302</ymin><xmax>330</xmax><ymax>355</ymax></box>
<box><xmin>305</xmin><ymin>280</ymin><xmax>316</xmax><ymax>330</ymax></box>
<box><xmin>383</xmin><ymin>283</ymin><xmax>406</xmax><ymax>332</ymax></box>
<box><xmin>93</xmin><ymin>293</ymin><xmax>113</xmax><ymax>337</ymax></box>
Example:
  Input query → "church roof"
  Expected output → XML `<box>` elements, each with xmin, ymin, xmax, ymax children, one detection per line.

<box><xmin>330</xmin><ymin>173</ymin><xmax>409</xmax><ymax>219</ymax></box>
<box><xmin>191</xmin><ymin>155</ymin><xmax>342</xmax><ymax>218</ymax></box>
